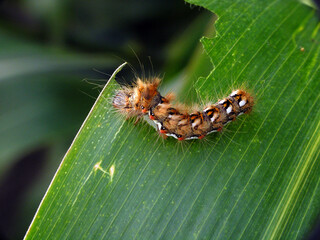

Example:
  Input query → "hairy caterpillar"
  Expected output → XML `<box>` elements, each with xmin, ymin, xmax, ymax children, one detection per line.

<box><xmin>112</xmin><ymin>78</ymin><xmax>254</xmax><ymax>141</ymax></box>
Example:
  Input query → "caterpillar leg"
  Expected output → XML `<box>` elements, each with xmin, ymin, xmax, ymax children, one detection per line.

<box><xmin>134</xmin><ymin>117</ymin><xmax>143</xmax><ymax>125</ymax></box>
<box><xmin>158</xmin><ymin>132</ymin><xmax>168</xmax><ymax>139</ymax></box>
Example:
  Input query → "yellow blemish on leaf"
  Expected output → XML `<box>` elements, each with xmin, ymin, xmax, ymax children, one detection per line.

<box><xmin>109</xmin><ymin>164</ymin><xmax>115</xmax><ymax>182</ymax></box>
<box><xmin>94</xmin><ymin>161</ymin><xmax>107</xmax><ymax>174</ymax></box>
<box><xmin>93</xmin><ymin>161</ymin><xmax>115</xmax><ymax>182</ymax></box>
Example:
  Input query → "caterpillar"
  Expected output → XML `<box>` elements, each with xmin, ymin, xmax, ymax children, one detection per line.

<box><xmin>112</xmin><ymin>78</ymin><xmax>254</xmax><ymax>141</ymax></box>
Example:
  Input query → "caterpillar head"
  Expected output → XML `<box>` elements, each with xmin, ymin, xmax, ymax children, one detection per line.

<box><xmin>137</xmin><ymin>78</ymin><xmax>162</xmax><ymax>114</ymax></box>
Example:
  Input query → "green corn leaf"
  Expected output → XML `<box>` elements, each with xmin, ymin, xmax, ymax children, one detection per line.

<box><xmin>25</xmin><ymin>0</ymin><xmax>320</xmax><ymax>239</ymax></box>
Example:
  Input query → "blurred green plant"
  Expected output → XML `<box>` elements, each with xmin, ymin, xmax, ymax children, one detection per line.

<box><xmin>23</xmin><ymin>0</ymin><xmax>320</xmax><ymax>239</ymax></box>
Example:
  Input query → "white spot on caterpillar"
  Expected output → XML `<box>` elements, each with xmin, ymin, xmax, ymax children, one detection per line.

<box><xmin>167</xmin><ymin>133</ymin><xmax>178</xmax><ymax>139</ymax></box>
<box><xmin>230</xmin><ymin>90</ymin><xmax>240</xmax><ymax>97</ymax></box>
<box><xmin>210</xmin><ymin>116</ymin><xmax>216</xmax><ymax>122</ymax></box>
<box><xmin>226</xmin><ymin>106</ymin><xmax>232</xmax><ymax>114</ymax></box>
<box><xmin>239</xmin><ymin>100</ymin><xmax>246</xmax><ymax>107</ymax></box>
<box><xmin>156</xmin><ymin>122</ymin><xmax>162</xmax><ymax>130</ymax></box>
<box><xmin>186</xmin><ymin>136</ymin><xmax>199</xmax><ymax>140</ymax></box>
<box><xmin>207</xmin><ymin>129</ymin><xmax>217</xmax><ymax>134</ymax></box>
